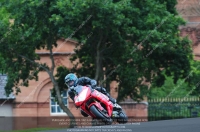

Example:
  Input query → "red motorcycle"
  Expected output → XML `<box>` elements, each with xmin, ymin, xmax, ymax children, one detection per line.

<box><xmin>73</xmin><ymin>85</ymin><xmax>128</xmax><ymax>125</ymax></box>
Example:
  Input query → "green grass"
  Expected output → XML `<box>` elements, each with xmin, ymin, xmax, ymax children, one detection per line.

<box><xmin>0</xmin><ymin>127</ymin><xmax>63</xmax><ymax>132</ymax></box>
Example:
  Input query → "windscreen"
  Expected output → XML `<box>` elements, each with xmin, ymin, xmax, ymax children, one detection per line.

<box><xmin>73</xmin><ymin>85</ymin><xmax>84</xmax><ymax>95</ymax></box>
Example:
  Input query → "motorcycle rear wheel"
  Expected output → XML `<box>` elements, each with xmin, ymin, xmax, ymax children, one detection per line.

<box><xmin>115</xmin><ymin>110</ymin><xmax>128</xmax><ymax>124</ymax></box>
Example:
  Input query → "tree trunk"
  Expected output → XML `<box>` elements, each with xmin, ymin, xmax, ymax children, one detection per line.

<box><xmin>20</xmin><ymin>53</ymin><xmax>77</xmax><ymax>128</ymax></box>
<box><xmin>95</xmin><ymin>35</ymin><xmax>103</xmax><ymax>81</ymax></box>
<box><xmin>95</xmin><ymin>48</ymin><xmax>100</xmax><ymax>81</ymax></box>
<box><xmin>49</xmin><ymin>72</ymin><xmax>76</xmax><ymax>128</ymax></box>
<box><xmin>48</xmin><ymin>44</ymin><xmax>76</xmax><ymax>128</ymax></box>
<box><xmin>106</xmin><ymin>78</ymin><xmax>110</xmax><ymax>93</ymax></box>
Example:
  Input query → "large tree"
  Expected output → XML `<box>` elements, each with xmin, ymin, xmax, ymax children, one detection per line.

<box><xmin>63</xmin><ymin>0</ymin><xmax>195</xmax><ymax>101</ymax></box>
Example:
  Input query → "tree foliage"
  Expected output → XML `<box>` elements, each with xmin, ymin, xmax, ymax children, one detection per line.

<box><xmin>186</xmin><ymin>60</ymin><xmax>200</xmax><ymax>95</ymax></box>
<box><xmin>147</xmin><ymin>70</ymin><xmax>194</xmax><ymax>99</ymax></box>
<box><xmin>0</xmin><ymin>0</ymin><xmax>80</xmax><ymax>126</ymax></box>
<box><xmin>64</xmin><ymin>0</ymin><xmax>194</xmax><ymax>101</ymax></box>
<box><xmin>0</xmin><ymin>0</ymin><xmax>197</xmax><ymax>109</ymax></box>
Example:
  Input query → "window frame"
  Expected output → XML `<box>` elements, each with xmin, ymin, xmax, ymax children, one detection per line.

<box><xmin>50</xmin><ymin>90</ymin><xmax>68</xmax><ymax>116</ymax></box>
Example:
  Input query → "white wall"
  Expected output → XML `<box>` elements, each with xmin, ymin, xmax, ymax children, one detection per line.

<box><xmin>0</xmin><ymin>104</ymin><xmax>13</xmax><ymax>131</ymax></box>
<box><xmin>0</xmin><ymin>104</ymin><xmax>13</xmax><ymax>116</ymax></box>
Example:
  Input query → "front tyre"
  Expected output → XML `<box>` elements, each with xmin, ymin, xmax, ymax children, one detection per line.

<box><xmin>89</xmin><ymin>105</ymin><xmax>112</xmax><ymax>125</ymax></box>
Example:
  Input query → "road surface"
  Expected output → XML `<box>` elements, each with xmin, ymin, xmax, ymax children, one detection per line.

<box><xmin>41</xmin><ymin>117</ymin><xmax>200</xmax><ymax>132</ymax></box>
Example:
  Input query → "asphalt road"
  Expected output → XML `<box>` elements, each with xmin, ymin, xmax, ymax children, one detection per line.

<box><xmin>42</xmin><ymin>117</ymin><xmax>200</xmax><ymax>132</ymax></box>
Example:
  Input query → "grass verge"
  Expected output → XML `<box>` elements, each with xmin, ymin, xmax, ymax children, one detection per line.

<box><xmin>0</xmin><ymin>127</ymin><xmax>64</xmax><ymax>132</ymax></box>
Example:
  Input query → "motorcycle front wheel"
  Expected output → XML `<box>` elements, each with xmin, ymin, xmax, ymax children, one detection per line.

<box><xmin>89</xmin><ymin>105</ymin><xmax>112</xmax><ymax>125</ymax></box>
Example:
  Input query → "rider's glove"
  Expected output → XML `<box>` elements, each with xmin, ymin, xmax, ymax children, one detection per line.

<box><xmin>90</xmin><ymin>80</ymin><xmax>97</xmax><ymax>89</ymax></box>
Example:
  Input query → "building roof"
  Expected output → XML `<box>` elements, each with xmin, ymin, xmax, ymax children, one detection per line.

<box><xmin>0</xmin><ymin>75</ymin><xmax>15</xmax><ymax>99</ymax></box>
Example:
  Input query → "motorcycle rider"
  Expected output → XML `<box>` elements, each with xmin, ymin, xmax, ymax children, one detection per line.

<box><xmin>64</xmin><ymin>73</ymin><xmax>122</xmax><ymax>117</ymax></box>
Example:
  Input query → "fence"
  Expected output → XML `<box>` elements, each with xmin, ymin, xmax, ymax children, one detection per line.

<box><xmin>148</xmin><ymin>97</ymin><xmax>200</xmax><ymax>121</ymax></box>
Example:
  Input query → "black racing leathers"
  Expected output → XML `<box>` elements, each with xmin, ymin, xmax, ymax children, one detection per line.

<box><xmin>68</xmin><ymin>76</ymin><xmax>116</xmax><ymax>105</ymax></box>
<box><xmin>68</xmin><ymin>77</ymin><xmax>97</xmax><ymax>101</ymax></box>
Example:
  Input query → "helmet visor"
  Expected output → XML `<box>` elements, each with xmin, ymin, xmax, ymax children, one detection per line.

<box><xmin>65</xmin><ymin>80</ymin><xmax>74</xmax><ymax>88</ymax></box>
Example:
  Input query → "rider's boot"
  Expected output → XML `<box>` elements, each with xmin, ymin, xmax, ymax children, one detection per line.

<box><xmin>108</xmin><ymin>96</ymin><xmax>122</xmax><ymax>110</ymax></box>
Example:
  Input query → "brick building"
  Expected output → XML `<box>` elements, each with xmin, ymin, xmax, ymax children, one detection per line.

<box><xmin>176</xmin><ymin>0</ymin><xmax>200</xmax><ymax>60</ymax></box>
<box><xmin>0</xmin><ymin>38</ymin><xmax>148</xmax><ymax>130</ymax></box>
<box><xmin>1</xmin><ymin>0</ymin><xmax>200</xmax><ymax>130</ymax></box>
